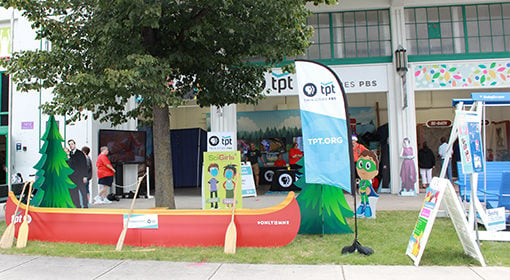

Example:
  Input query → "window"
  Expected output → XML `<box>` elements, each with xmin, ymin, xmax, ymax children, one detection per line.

<box><xmin>406</xmin><ymin>3</ymin><xmax>510</xmax><ymax>56</ymax></box>
<box><xmin>303</xmin><ymin>9</ymin><xmax>392</xmax><ymax>61</ymax></box>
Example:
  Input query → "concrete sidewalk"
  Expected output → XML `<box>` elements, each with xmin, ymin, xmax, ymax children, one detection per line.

<box><xmin>0</xmin><ymin>254</ymin><xmax>508</xmax><ymax>280</ymax></box>
<box><xmin>89</xmin><ymin>185</ymin><xmax>433</xmax><ymax>211</ymax></box>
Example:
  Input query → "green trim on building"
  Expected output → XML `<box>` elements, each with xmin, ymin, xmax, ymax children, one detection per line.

<box><xmin>409</xmin><ymin>52</ymin><xmax>510</xmax><ymax>63</ymax></box>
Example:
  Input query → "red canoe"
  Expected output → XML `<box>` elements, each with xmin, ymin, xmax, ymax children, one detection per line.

<box><xmin>4</xmin><ymin>191</ymin><xmax>300</xmax><ymax>248</ymax></box>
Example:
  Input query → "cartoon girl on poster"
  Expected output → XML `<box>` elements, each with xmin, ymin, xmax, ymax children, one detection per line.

<box><xmin>222</xmin><ymin>164</ymin><xmax>238</xmax><ymax>208</ymax></box>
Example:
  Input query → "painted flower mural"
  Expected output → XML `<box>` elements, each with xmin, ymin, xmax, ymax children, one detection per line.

<box><xmin>414</xmin><ymin>62</ymin><xmax>510</xmax><ymax>89</ymax></box>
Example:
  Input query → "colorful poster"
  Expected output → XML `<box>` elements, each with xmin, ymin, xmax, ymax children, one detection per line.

<box><xmin>295</xmin><ymin>60</ymin><xmax>351</xmax><ymax>192</ymax></box>
<box><xmin>0</xmin><ymin>27</ymin><xmax>11</xmax><ymax>57</ymax></box>
<box><xmin>201</xmin><ymin>151</ymin><xmax>242</xmax><ymax>210</ymax></box>
<box><xmin>456</xmin><ymin>110</ymin><xmax>484</xmax><ymax>174</ymax></box>
<box><xmin>407</xmin><ymin>178</ymin><xmax>446</xmax><ymax>265</ymax></box>
<box><xmin>406</xmin><ymin>177</ymin><xmax>486</xmax><ymax>266</ymax></box>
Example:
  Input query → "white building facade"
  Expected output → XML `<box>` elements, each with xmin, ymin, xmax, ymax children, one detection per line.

<box><xmin>2</xmin><ymin>0</ymin><xmax>510</xmax><ymax>197</ymax></box>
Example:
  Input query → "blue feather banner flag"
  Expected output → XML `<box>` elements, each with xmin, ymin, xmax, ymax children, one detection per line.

<box><xmin>295</xmin><ymin>60</ymin><xmax>353</xmax><ymax>193</ymax></box>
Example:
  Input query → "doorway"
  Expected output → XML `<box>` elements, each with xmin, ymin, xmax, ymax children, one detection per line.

<box><xmin>416</xmin><ymin>124</ymin><xmax>458</xmax><ymax>178</ymax></box>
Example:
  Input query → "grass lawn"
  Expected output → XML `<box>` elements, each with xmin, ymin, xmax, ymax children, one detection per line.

<box><xmin>0</xmin><ymin>210</ymin><xmax>509</xmax><ymax>266</ymax></box>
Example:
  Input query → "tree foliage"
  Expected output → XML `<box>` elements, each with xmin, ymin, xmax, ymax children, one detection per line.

<box><xmin>0</xmin><ymin>0</ymin><xmax>336</xmax><ymax>207</ymax></box>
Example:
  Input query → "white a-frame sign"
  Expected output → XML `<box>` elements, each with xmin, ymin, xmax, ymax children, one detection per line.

<box><xmin>406</xmin><ymin>178</ymin><xmax>486</xmax><ymax>266</ymax></box>
<box><xmin>406</xmin><ymin>101</ymin><xmax>487</xmax><ymax>266</ymax></box>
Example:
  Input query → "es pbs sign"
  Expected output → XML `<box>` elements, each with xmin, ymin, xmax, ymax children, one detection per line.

<box><xmin>207</xmin><ymin>132</ymin><xmax>237</xmax><ymax>151</ymax></box>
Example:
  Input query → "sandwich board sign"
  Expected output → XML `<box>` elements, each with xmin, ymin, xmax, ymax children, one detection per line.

<box><xmin>406</xmin><ymin>177</ymin><xmax>486</xmax><ymax>266</ymax></box>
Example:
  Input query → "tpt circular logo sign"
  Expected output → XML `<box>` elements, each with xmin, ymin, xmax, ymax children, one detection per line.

<box><xmin>278</xmin><ymin>173</ymin><xmax>293</xmax><ymax>188</ymax></box>
<box><xmin>208</xmin><ymin>136</ymin><xmax>219</xmax><ymax>146</ymax></box>
<box><xmin>303</xmin><ymin>83</ymin><xmax>317</xmax><ymax>97</ymax></box>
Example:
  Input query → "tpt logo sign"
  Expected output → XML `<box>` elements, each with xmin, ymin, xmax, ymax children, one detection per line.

<box><xmin>207</xmin><ymin>132</ymin><xmax>236</xmax><ymax>152</ymax></box>
<box><xmin>320</xmin><ymin>81</ymin><xmax>336</xmax><ymax>96</ymax></box>
<box><xmin>302</xmin><ymin>81</ymin><xmax>337</xmax><ymax>99</ymax></box>
<box><xmin>264</xmin><ymin>71</ymin><xmax>297</xmax><ymax>96</ymax></box>
<box><xmin>271</xmin><ymin>72</ymin><xmax>294</xmax><ymax>93</ymax></box>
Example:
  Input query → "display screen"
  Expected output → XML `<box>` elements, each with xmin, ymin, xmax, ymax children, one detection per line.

<box><xmin>98</xmin><ymin>130</ymin><xmax>146</xmax><ymax>164</ymax></box>
<box><xmin>259</xmin><ymin>138</ymin><xmax>286</xmax><ymax>154</ymax></box>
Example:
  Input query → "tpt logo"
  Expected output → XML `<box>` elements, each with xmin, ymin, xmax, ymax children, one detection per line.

<box><xmin>271</xmin><ymin>72</ymin><xmax>294</xmax><ymax>93</ymax></box>
<box><xmin>303</xmin><ymin>81</ymin><xmax>336</xmax><ymax>97</ymax></box>
<box><xmin>221</xmin><ymin>136</ymin><xmax>232</xmax><ymax>146</ymax></box>
<box><xmin>303</xmin><ymin>83</ymin><xmax>317</xmax><ymax>97</ymax></box>
<box><xmin>320</xmin><ymin>81</ymin><xmax>336</xmax><ymax>96</ymax></box>
<box><xmin>11</xmin><ymin>211</ymin><xmax>32</xmax><ymax>224</ymax></box>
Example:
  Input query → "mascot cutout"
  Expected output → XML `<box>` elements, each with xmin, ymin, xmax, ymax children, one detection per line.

<box><xmin>356</xmin><ymin>149</ymin><xmax>380</xmax><ymax>218</ymax></box>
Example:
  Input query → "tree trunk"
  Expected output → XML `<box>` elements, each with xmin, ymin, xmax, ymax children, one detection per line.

<box><xmin>152</xmin><ymin>104</ymin><xmax>176</xmax><ymax>208</ymax></box>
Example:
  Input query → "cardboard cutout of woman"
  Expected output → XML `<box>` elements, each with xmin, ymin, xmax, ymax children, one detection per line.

<box><xmin>400</xmin><ymin>137</ymin><xmax>417</xmax><ymax>195</ymax></box>
<box><xmin>222</xmin><ymin>164</ymin><xmax>237</xmax><ymax>208</ymax></box>
<box><xmin>356</xmin><ymin>150</ymin><xmax>380</xmax><ymax>218</ymax></box>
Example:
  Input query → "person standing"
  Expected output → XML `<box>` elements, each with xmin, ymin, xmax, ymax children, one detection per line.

<box><xmin>274</xmin><ymin>153</ymin><xmax>287</xmax><ymax>167</ymax></box>
<box><xmin>67</xmin><ymin>139</ymin><xmax>89</xmax><ymax>208</ymax></box>
<box><xmin>352</xmin><ymin>134</ymin><xmax>367</xmax><ymax>163</ymax></box>
<box><xmin>246</xmin><ymin>142</ymin><xmax>262</xmax><ymax>187</ymax></box>
<box><xmin>438</xmin><ymin>137</ymin><xmax>452</xmax><ymax>180</ymax></box>
<box><xmin>82</xmin><ymin>146</ymin><xmax>93</xmax><ymax>205</ymax></box>
<box><xmin>288</xmin><ymin>142</ymin><xmax>303</xmax><ymax>170</ymax></box>
<box><xmin>95</xmin><ymin>146</ymin><xmax>116</xmax><ymax>204</ymax></box>
<box><xmin>418</xmin><ymin>141</ymin><xmax>435</xmax><ymax>189</ymax></box>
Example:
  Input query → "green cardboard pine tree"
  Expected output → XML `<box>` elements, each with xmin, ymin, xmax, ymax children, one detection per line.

<box><xmin>31</xmin><ymin>115</ymin><xmax>76</xmax><ymax>208</ymax></box>
<box><xmin>295</xmin><ymin>157</ymin><xmax>353</xmax><ymax>234</ymax></box>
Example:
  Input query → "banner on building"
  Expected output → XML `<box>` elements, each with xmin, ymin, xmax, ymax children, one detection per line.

<box><xmin>455</xmin><ymin>110</ymin><xmax>484</xmax><ymax>174</ymax></box>
<box><xmin>295</xmin><ymin>60</ymin><xmax>352</xmax><ymax>192</ymax></box>
<box><xmin>0</xmin><ymin>27</ymin><xmax>11</xmax><ymax>57</ymax></box>
<box><xmin>201</xmin><ymin>151</ymin><xmax>242</xmax><ymax>210</ymax></box>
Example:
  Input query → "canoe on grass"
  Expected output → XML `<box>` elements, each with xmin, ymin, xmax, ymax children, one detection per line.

<box><xmin>4</xmin><ymin>191</ymin><xmax>300</xmax><ymax>248</ymax></box>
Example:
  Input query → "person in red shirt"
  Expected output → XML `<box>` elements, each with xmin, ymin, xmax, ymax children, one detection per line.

<box><xmin>288</xmin><ymin>142</ymin><xmax>303</xmax><ymax>169</ymax></box>
<box><xmin>95</xmin><ymin>146</ymin><xmax>116</xmax><ymax>204</ymax></box>
<box><xmin>352</xmin><ymin>134</ymin><xmax>368</xmax><ymax>163</ymax></box>
<box><xmin>274</xmin><ymin>153</ymin><xmax>287</xmax><ymax>167</ymax></box>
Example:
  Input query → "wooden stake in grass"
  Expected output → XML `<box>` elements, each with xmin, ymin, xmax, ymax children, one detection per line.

<box><xmin>0</xmin><ymin>181</ymin><xmax>30</xmax><ymax>249</ymax></box>
<box><xmin>224</xmin><ymin>183</ymin><xmax>237</xmax><ymax>254</ymax></box>
<box><xmin>16</xmin><ymin>181</ymin><xmax>34</xmax><ymax>248</ymax></box>
<box><xmin>115</xmin><ymin>175</ymin><xmax>145</xmax><ymax>251</ymax></box>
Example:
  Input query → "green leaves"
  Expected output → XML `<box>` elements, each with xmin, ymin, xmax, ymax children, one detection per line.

<box><xmin>1</xmin><ymin>0</ymin><xmax>332</xmax><ymax>124</ymax></box>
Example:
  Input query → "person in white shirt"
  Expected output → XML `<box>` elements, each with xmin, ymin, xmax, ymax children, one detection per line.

<box><xmin>438</xmin><ymin>137</ymin><xmax>452</xmax><ymax>180</ymax></box>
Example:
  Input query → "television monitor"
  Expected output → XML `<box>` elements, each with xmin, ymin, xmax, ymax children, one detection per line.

<box><xmin>98</xmin><ymin>129</ymin><xmax>146</xmax><ymax>164</ymax></box>
<box><xmin>259</xmin><ymin>138</ymin><xmax>286</xmax><ymax>154</ymax></box>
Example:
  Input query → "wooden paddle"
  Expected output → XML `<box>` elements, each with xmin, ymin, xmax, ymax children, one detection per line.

<box><xmin>224</xmin><ymin>184</ymin><xmax>237</xmax><ymax>254</ymax></box>
<box><xmin>115</xmin><ymin>175</ymin><xmax>145</xmax><ymax>251</ymax></box>
<box><xmin>16</xmin><ymin>181</ymin><xmax>34</xmax><ymax>248</ymax></box>
<box><xmin>0</xmin><ymin>181</ymin><xmax>30</xmax><ymax>249</ymax></box>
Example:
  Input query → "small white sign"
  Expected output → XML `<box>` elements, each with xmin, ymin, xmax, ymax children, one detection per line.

<box><xmin>124</xmin><ymin>214</ymin><xmax>158</xmax><ymax>229</ymax></box>
<box><xmin>207</xmin><ymin>132</ymin><xmax>236</xmax><ymax>151</ymax></box>
<box><xmin>486</xmin><ymin>207</ymin><xmax>507</xmax><ymax>232</ymax></box>
<box><xmin>241</xmin><ymin>162</ymin><xmax>257</xmax><ymax>197</ymax></box>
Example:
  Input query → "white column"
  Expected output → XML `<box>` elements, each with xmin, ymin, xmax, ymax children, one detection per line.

<box><xmin>210</xmin><ymin>104</ymin><xmax>237</xmax><ymax>132</ymax></box>
<box><xmin>390</xmin><ymin>4</ymin><xmax>419</xmax><ymax>194</ymax></box>
<box><xmin>386</xmin><ymin>64</ymin><xmax>401</xmax><ymax>194</ymax></box>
